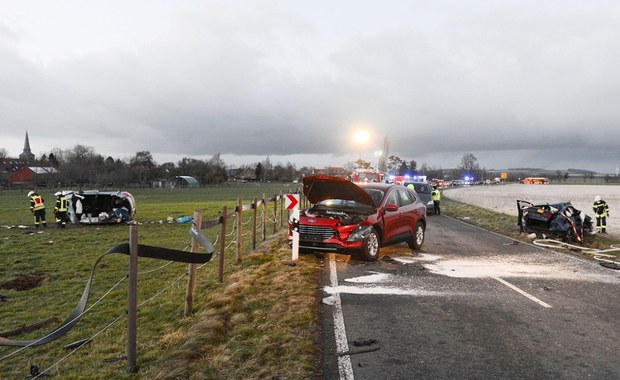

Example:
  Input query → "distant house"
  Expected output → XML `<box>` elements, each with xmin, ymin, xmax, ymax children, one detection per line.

<box><xmin>0</xmin><ymin>158</ymin><xmax>29</xmax><ymax>186</ymax></box>
<box><xmin>313</xmin><ymin>167</ymin><xmax>349</xmax><ymax>178</ymax></box>
<box><xmin>9</xmin><ymin>166</ymin><xmax>59</xmax><ymax>187</ymax></box>
<box><xmin>228</xmin><ymin>167</ymin><xmax>256</xmax><ymax>181</ymax></box>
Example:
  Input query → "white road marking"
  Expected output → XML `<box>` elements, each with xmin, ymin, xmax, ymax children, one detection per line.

<box><xmin>329</xmin><ymin>257</ymin><xmax>354</xmax><ymax>380</ymax></box>
<box><xmin>324</xmin><ymin>285</ymin><xmax>464</xmax><ymax>297</ymax></box>
<box><xmin>493</xmin><ymin>276</ymin><xmax>552</xmax><ymax>308</ymax></box>
<box><xmin>344</xmin><ymin>271</ymin><xmax>391</xmax><ymax>283</ymax></box>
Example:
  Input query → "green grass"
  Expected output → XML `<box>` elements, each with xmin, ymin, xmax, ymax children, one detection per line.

<box><xmin>1</xmin><ymin>184</ymin><xmax>320</xmax><ymax>379</ymax></box>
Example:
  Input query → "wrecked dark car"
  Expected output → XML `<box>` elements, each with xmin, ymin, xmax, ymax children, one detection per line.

<box><xmin>517</xmin><ymin>200</ymin><xmax>593</xmax><ymax>243</ymax></box>
<box><xmin>288</xmin><ymin>175</ymin><xmax>426</xmax><ymax>261</ymax></box>
<box><xmin>63</xmin><ymin>190</ymin><xmax>136</xmax><ymax>225</ymax></box>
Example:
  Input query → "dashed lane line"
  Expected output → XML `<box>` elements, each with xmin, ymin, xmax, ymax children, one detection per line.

<box><xmin>493</xmin><ymin>276</ymin><xmax>552</xmax><ymax>308</ymax></box>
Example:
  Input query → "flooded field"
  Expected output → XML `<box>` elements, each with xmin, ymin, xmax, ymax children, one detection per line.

<box><xmin>444</xmin><ymin>183</ymin><xmax>620</xmax><ymax>237</ymax></box>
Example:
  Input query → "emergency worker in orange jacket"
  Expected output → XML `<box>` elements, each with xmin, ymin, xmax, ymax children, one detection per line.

<box><xmin>28</xmin><ymin>191</ymin><xmax>47</xmax><ymax>228</ymax></box>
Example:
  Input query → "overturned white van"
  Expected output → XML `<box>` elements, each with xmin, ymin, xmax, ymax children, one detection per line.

<box><xmin>62</xmin><ymin>190</ymin><xmax>136</xmax><ymax>225</ymax></box>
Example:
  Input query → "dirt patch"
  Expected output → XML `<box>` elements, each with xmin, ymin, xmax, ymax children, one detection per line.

<box><xmin>1</xmin><ymin>272</ymin><xmax>46</xmax><ymax>291</ymax></box>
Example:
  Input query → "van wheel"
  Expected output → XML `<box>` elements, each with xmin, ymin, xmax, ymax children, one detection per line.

<box><xmin>408</xmin><ymin>222</ymin><xmax>425</xmax><ymax>250</ymax></box>
<box><xmin>361</xmin><ymin>228</ymin><xmax>380</xmax><ymax>261</ymax></box>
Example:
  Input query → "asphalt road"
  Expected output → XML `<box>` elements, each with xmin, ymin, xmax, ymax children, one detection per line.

<box><xmin>319</xmin><ymin>215</ymin><xmax>620</xmax><ymax>380</ymax></box>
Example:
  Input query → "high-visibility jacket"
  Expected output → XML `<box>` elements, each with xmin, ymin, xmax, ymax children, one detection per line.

<box><xmin>431</xmin><ymin>189</ymin><xmax>441</xmax><ymax>201</ymax></box>
<box><xmin>30</xmin><ymin>195</ymin><xmax>45</xmax><ymax>211</ymax></box>
<box><xmin>593</xmin><ymin>200</ymin><xmax>609</xmax><ymax>217</ymax></box>
<box><xmin>55</xmin><ymin>196</ymin><xmax>68</xmax><ymax>212</ymax></box>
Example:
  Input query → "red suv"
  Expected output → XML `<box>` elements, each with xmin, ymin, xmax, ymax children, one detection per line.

<box><xmin>289</xmin><ymin>175</ymin><xmax>426</xmax><ymax>261</ymax></box>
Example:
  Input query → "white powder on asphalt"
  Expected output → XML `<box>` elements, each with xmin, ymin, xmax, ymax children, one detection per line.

<box><xmin>424</xmin><ymin>258</ymin><xmax>620</xmax><ymax>283</ymax></box>
<box><xmin>323</xmin><ymin>285</ymin><xmax>464</xmax><ymax>297</ymax></box>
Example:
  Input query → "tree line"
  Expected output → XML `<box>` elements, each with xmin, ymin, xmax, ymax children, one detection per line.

<box><xmin>3</xmin><ymin>143</ymin><xmax>497</xmax><ymax>187</ymax></box>
<box><xmin>10</xmin><ymin>144</ymin><xmax>312</xmax><ymax>187</ymax></box>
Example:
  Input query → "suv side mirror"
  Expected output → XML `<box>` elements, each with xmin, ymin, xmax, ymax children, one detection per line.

<box><xmin>385</xmin><ymin>204</ymin><xmax>399</xmax><ymax>212</ymax></box>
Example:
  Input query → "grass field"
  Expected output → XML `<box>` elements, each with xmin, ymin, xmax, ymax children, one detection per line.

<box><xmin>1</xmin><ymin>184</ymin><xmax>321</xmax><ymax>379</ymax></box>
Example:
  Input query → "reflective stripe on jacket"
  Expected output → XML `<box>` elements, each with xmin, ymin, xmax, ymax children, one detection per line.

<box><xmin>55</xmin><ymin>197</ymin><xmax>68</xmax><ymax>212</ymax></box>
<box><xmin>593</xmin><ymin>200</ymin><xmax>609</xmax><ymax>217</ymax></box>
<box><xmin>30</xmin><ymin>195</ymin><xmax>45</xmax><ymax>211</ymax></box>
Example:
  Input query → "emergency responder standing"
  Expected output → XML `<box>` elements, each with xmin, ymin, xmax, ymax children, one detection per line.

<box><xmin>431</xmin><ymin>186</ymin><xmax>441</xmax><ymax>215</ymax></box>
<box><xmin>592</xmin><ymin>195</ymin><xmax>609</xmax><ymax>233</ymax></box>
<box><xmin>28</xmin><ymin>191</ymin><xmax>47</xmax><ymax>228</ymax></box>
<box><xmin>54</xmin><ymin>191</ymin><xmax>69</xmax><ymax>228</ymax></box>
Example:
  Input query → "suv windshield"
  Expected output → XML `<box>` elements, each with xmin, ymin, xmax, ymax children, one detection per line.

<box><xmin>364</xmin><ymin>189</ymin><xmax>384</xmax><ymax>207</ymax></box>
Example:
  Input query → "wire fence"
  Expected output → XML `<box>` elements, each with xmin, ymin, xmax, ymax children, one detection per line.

<box><xmin>0</xmin><ymin>190</ymin><xmax>301</xmax><ymax>377</ymax></box>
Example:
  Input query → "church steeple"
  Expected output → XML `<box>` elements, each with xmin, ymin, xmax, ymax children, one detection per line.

<box><xmin>19</xmin><ymin>131</ymin><xmax>35</xmax><ymax>163</ymax></box>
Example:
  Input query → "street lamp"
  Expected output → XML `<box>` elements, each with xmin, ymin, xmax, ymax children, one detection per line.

<box><xmin>374</xmin><ymin>150</ymin><xmax>382</xmax><ymax>171</ymax></box>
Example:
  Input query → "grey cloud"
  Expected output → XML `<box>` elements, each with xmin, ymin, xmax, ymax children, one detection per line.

<box><xmin>2</xmin><ymin>2</ymin><xmax>620</xmax><ymax>172</ymax></box>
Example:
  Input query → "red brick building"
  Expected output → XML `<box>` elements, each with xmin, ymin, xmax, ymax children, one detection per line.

<box><xmin>9</xmin><ymin>167</ymin><xmax>59</xmax><ymax>187</ymax></box>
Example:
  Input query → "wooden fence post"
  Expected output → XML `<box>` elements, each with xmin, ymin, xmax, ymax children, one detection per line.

<box><xmin>184</xmin><ymin>210</ymin><xmax>202</xmax><ymax>317</ymax></box>
<box><xmin>273</xmin><ymin>194</ymin><xmax>277</xmax><ymax>234</ymax></box>
<box><xmin>219</xmin><ymin>206</ymin><xmax>227</xmax><ymax>283</ymax></box>
<box><xmin>252</xmin><ymin>197</ymin><xmax>258</xmax><ymax>250</ymax></box>
<box><xmin>127</xmin><ymin>224</ymin><xmax>139</xmax><ymax>373</ymax></box>
<box><xmin>262</xmin><ymin>193</ymin><xmax>267</xmax><ymax>241</ymax></box>
<box><xmin>280</xmin><ymin>191</ymin><xmax>284</xmax><ymax>227</ymax></box>
<box><xmin>236</xmin><ymin>198</ymin><xmax>243</xmax><ymax>263</ymax></box>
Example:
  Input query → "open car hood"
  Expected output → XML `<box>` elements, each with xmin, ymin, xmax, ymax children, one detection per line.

<box><xmin>302</xmin><ymin>175</ymin><xmax>376</xmax><ymax>208</ymax></box>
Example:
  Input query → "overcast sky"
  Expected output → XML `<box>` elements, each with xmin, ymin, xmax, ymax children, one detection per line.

<box><xmin>2</xmin><ymin>0</ymin><xmax>620</xmax><ymax>173</ymax></box>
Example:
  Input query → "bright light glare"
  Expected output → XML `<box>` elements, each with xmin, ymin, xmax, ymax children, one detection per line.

<box><xmin>354</xmin><ymin>131</ymin><xmax>370</xmax><ymax>144</ymax></box>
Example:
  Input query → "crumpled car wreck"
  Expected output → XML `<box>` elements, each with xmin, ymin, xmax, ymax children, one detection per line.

<box><xmin>63</xmin><ymin>190</ymin><xmax>136</xmax><ymax>225</ymax></box>
<box><xmin>517</xmin><ymin>200</ymin><xmax>593</xmax><ymax>243</ymax></box>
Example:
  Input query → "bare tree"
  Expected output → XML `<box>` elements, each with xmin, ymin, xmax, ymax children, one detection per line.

<box><xmin>54</xmin><ymin>145</ymin><xmax>102</xmax><ymax>187</ymax></box>
<box><xmin>130</xmin><ymin>151</ymin><xmax>156</xmax><ymax>185</ymax></box>
<box><xmin>387</xmin><ymin>155</ymin><xmax>405</xmax><ymax>174</ymax></box>
<box><xmin>459</xmin><ymin>153</ymin><xmax>480</xmax><ymax>173</ymax></box>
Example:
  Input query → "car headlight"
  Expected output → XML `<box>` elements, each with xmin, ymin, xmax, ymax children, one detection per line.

<box><xmin>346</xmin><ymin>225</ymin><xmax>373</xmax><ymax>242</ymax></box>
